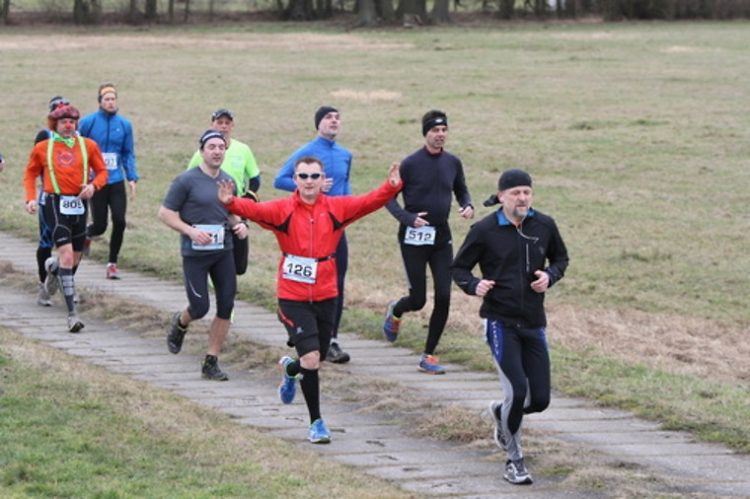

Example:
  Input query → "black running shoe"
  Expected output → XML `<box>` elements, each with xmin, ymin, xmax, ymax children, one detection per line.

<box><xmin>167</xmin><ymin>312</ymin><xmax>187</xmax><ymax>354</ymax></box>
<box><xmin>202</xmin><ymin>355</ymin><xmax>229</xmax><ymax>381</ymax></box>
<box><xmin>326</xmin><ymin>342</ymin><xmax>350</xmax><ymax>364</ymax></box>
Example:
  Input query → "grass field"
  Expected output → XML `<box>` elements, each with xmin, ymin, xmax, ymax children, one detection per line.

<box><xmin>0</xmin><ymin>19</ymin><xmax>749</xmax><ymax>490</ymax></box>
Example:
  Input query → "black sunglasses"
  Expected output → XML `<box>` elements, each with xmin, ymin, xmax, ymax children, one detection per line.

<box><xmin>296</xmin><ymin>173</ymin><xmax>322</xmax><ymax>180</ymax></box>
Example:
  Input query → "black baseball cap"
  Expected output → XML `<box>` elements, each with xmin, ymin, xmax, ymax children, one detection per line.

<box><xmin>211</xmin><ymin>108</ymin><xmax>234</xmax><ymax>121</ymax></box>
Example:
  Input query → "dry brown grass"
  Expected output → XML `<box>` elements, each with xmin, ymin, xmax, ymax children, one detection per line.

<box><xmin>0</xmin><ymin>32</ymin><xmax>413</xmax><ymax>52</ymax></box>
<box><xmin>345</xmin><ymin>277</ymin><xmax>750</xmax><ymax>385</ymax></box>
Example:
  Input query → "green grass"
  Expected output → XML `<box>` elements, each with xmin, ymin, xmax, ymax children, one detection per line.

<box><xmin>0</xmin><ymin>20</ymin><xmax>748</xmax><ymax>463</ymax></box>
<box><xmin>0</xmin><ymin>329</ymin><xmax>407</xmax><ymax>498</ymax></box>
<box><xmin>552</xmin><ymin>346</ymin><xmax>750</xmax><ymax>452</ymax></box>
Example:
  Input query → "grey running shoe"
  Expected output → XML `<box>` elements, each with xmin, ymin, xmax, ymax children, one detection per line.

<box><xmin>44</xmin><ymin>256</ymin><xmax>60</xmax><ymax>296</ymax></box>
<box><xmin>37</xmin><ymin>282</ymin><xmax>53</xmax><ymax>306</ymax></box>
<box><xmin>326</xmin><ymin>342</ymin><xmax>350</xmax><ymax>364</ymax></box>
<box><xmin>201</xmin><ymin>355</ymin><xmax>229</xmax><ymax>381</ymax></box>
<box><xmin>489</xmin><ymin>401</ymin><xmax>508</xmax><ymax>451</ymax></box>
<box><xmin>504</xmin><ymin>458</ymin><xmax>533</xmax><ymax>485</ymax></box>
<box><xmin>67</xmin><ymin>314</ymin><xmax>84</xmax><ymax>333</ymax></box>
<box><xmin>167</xmin><ymin>312</ymin><xmax>187</xmax><ymax>354</ymax></box>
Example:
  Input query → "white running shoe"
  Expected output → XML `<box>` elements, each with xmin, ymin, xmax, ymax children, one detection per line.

<box><xmin>37</xmin><ymin>282</ymin><xmax>53</xmax><ymax>306</ymax></box>
<box><xmin>44</xmin><ymin>256</ymin><xmax>60</xmax><ymax>296</ymax></box>
<box><xmin>67</xmin><ymin>314</ymin><xmax>84</xmax><ymax>333</ymax></box>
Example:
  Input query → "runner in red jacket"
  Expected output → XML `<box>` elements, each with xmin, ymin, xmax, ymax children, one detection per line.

<box><xmin>218</xmin><ymin>156</ymin><xmax>401</xmax><ymax>444</ymax></box>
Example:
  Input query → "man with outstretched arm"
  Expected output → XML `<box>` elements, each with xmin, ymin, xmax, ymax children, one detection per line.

<box><xmin>274</xmin><ymin>106</ymin><xmax>354</xmax><ymax>364</ymax></box>
<box><xmin>219</xmin><ymin>156</ymin><xmax>401</xmax><ymax>444</ymax></box>
<box><xmin>451</xmin><ymin>168</ymin><xmax>569</xmax><ymax>485</ymax></box>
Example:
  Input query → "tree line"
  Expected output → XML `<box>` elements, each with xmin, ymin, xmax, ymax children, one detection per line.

<box><xmin>2</xmin><ymin>0</ymin><xmax>748</xmax><ymax>26</ymax></box>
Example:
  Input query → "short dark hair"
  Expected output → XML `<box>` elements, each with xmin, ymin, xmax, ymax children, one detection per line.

<box><xmin>294</xmin><ymin>156</ymin><xmax>323</xmax><ymax>171</ymax></box>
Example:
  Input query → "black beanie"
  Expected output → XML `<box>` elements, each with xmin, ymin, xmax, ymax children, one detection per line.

<box><xmin>422</xmin><ymin>110</ymin><xmax>448</xmax><ymax>136</ymax></box>
<box><xmin>314</xmin><ymin>106</ymin><xmax>338</xmax><ymax>130</ymax></box>
<box><xmin>498</xmin><ymin>168</ymin><xmax>532</xmax><ymax>191</ymax></box>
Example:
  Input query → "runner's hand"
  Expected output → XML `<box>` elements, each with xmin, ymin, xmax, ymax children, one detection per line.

<box><xmin>79</xmin><ymin>184</ymin><xmax>95</xmax><ymax>200</ymax></box>
<box><xmin>217</xmin><ymin>179</ymin><xmax>236</xmax><ymax>204</ymax></box>
<box><xmin>530</xmin><ymin>270</ymin><xmax>549</xmax><ymax>293</ymax></box>
<box><xmin>475</xmin><ymin>279</ymin><xmax>495</xmax><ymax>297</ymax></box>
<box><xmin>387</xmin><ymin>161</ymin><xmax>402</xmax><ymax>188</ymax></box>
<box><xmin>233</xmin><ymin>221</ymin><xmax>248</xmax><ymax>240</ymax></box>
<box><xmin>413</xmin><ymin>212</ymin><xmax>429</xmax><ymax>228</ymax></box>
<box><xmin>458</xmin><ymin>205</ymin><xmax>474</xmax><ymax>219</ymax></box>
<box><xmin>25</xmin><ymin>200</ymin><xmax>37</xmax><ymax>215</ymax></box>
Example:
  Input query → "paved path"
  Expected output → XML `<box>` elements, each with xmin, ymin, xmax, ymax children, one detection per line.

<box><xmin>1</xmin><ymin>231</ymin><xmax>748</xmax><ymax>497</ymax></box>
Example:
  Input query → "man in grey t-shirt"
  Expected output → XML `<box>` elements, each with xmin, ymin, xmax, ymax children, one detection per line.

<box><xmin>158</xmin><ymin>129</ymin><xmax>248</xmax><ymax>381</ymax></box>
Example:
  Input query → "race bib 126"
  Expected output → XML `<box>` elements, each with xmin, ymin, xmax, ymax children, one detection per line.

<box><xmin>282</xmin><ymin>254</ymin><xmax>318</xmax><ymax>284</ymax></box>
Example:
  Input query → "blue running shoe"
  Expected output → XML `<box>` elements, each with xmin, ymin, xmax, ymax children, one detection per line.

<box><xmin>382</xmin><ymin>300</ymin><xmax>401</xmax><ymax>342</ymax></box>
<box><xmin>418</xmin><ymin>353</ymin><xmax>446</xmax><ymax>375</ymax></box>
<box><xmin>278</xmin><ymin>356</ymin><xmax>297</xmax><ymax>404</ymax></box>
<box><xmin>308</xmin><ymin>418</ymin><xmax>331</xmax><ymax>444</ymax></box>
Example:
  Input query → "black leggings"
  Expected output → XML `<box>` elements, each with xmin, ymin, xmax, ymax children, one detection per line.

<box><xmin>182</xmin><ymin>251</ymin><xmax>236</xmax><ymax>320</ymax></box>
<box><xmin>486</xmin><ymin>319</ymin><xmax>550</xmax><ymax>460</ymax></box>
<box><xmin>233</xmin><ymin>232</ymin><xmax>249</xmax><ymax>275</ymax></box>
<box><xmin>332</xmin><ymin>233</ymin><xmax>348</xmax><ymax>338</ymax></box>
<box><xmin>88</xmin><ymin>181</ymin><xmax>127</xmax><ymax>263</ymax></box>
<box><xmin>392</xmin><ymin>240</ymin><xmax>453</xmax><ymax>355</ymax></box>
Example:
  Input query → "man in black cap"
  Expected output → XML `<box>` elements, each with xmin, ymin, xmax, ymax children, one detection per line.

<box><xmin>273</xmin><ymin>106</ymin><xmax>353</xmax><ymax>364</ymax></box>
<box><xmin>383</xmin><ymin>109</ymin><xmax>474</xmax><ymax>375</ymax></box>
<box><xmin>451</xmin><ymin>168</ymin><xmax>569</xmax><ymax>485</ymax></box>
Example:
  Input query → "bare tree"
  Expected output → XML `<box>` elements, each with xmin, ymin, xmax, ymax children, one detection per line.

<box><xmin>285</xmin><ymin>0</ymin><xmax>315</xmax><ymax>19</ymax></box>
<box><xmin>397</xmin><ymin>0</ymin><xmax>426</xmax><ymax>25</ymax></box>
<box><xmin>73</xmin><ymin>0</ymin><xmax>102</xmax><ymax>24</ymax></box>
<box><xmin>358</xmin><ymin>0</ymin><xmax>377</xmax><ymax>24</ymax></box>
<box><xmin>430</xmin><ymin>0</ymin><xmax>451</xmax><ymax>22</ymax></box>
<box><xmin>497</xmin><ymin>0</ymin><xmax>514</xmax><ymax>18</ymax></box>
<box><xmin>145</xmin><ymin>0</ymin><xmax>157</xmax><ymax>20</ymax></box>
<box><xmin>2</xmin><ymin>0</ymin><xmax>10</xmax><ymax>24</ymax></box>
<box><xmin>377</xmin><ymin>0</ymin><xmax>395</xmax><ymax>21</ymax></box>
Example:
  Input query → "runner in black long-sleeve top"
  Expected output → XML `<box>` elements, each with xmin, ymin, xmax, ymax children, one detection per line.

<box><xmin>383</xmin><ymin>110</ymin><xmax>474</xmax><ymax>374</ymax></box>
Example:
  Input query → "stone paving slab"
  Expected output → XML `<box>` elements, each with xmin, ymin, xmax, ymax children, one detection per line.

<box><xmin>2</xmin><ymin>230</ymin><xmax>750</xmax><ymax>497</ymax></box>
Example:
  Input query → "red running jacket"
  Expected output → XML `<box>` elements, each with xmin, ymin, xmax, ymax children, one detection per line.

<box><xmin>225</xmin><ymin>179</ymin><xmax>401</xmax><ymax>302</ymax></box>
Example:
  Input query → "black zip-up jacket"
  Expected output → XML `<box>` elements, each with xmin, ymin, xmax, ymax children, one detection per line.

<box><xmin>451</xmin><ymin>208</ymin><xmax>569</xmax><ymax>328</ymax></box>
